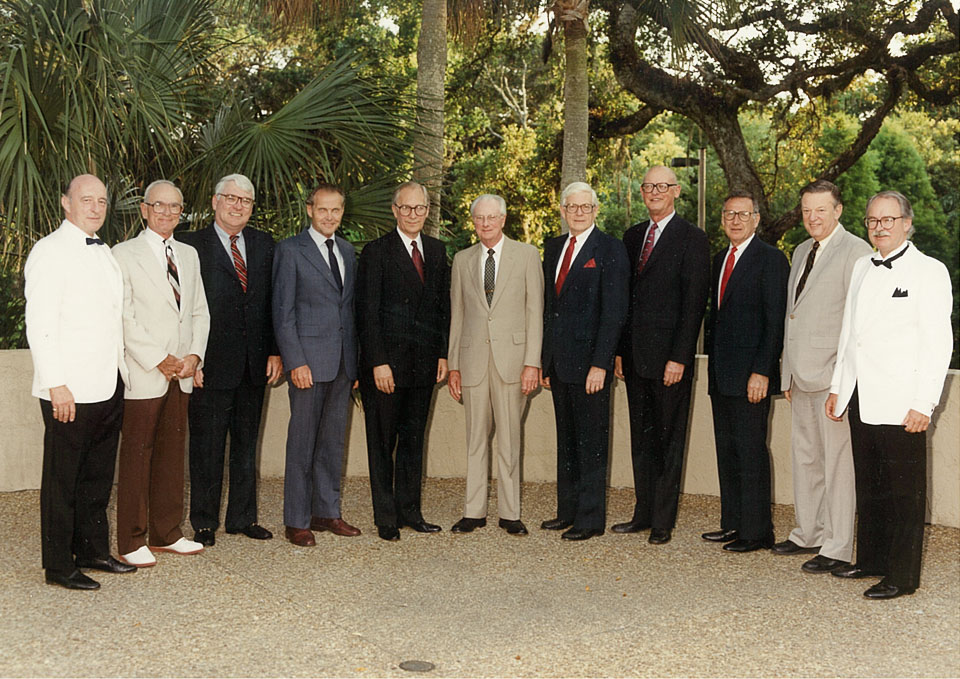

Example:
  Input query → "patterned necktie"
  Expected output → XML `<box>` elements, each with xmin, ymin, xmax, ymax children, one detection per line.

<box><xmin>230</xmin><ymin>234</ymin><xmax>247</xmax><ymax>292</ymax></box>
<box><xmin>555</xmin><ymin>235</ymin><xmax>576</xmax><ymax>295</ymax></box>
<box><xmin>637</xmin><ymin>222</ymin><xmax>658</xmax><ymax>273</ymax></box>
<box><xmin>326</xmin><ymin>239</ymin><xmax>343</xmax><ymax>291</ymax></box>
<box><xmin>794</xmin><ymin>240</ymin><xmax>819</xmax><ymax>303</ymax></box>
<box><xmin>484</xmin><ymin>248</ymin><xmax>496</xmax><ymax>306</ymax></box>
<box><xmin>719</xmin><ymin>245</ymin><xmax>737</xmax><ymax>306</ymax></box>
<box><xmin>164</xmin><ymin>240</ymin><xmax>181</xmax><ymax>309</ymax></box>
<box><xmin>411</xmin><ymin>240</ymin><xmax>425</xmax><ymax>283</ymax></box>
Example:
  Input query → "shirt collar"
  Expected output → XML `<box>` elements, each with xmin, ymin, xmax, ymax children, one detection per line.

<box><xmin>567</xmin><ymin>224</ymin><xmax>595</xmax><ymax>244</ymax></box>
<box><xmin>396</xmin><ymin>228</ymin><xmax>422</xmax><ymax>250</ymax></box>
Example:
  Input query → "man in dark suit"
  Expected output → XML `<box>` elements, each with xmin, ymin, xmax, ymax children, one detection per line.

<box><xmin>703</xmin><ymin>191</ymin><xmax>788</xmax><ymax>553</ymax></box>
<box><xmin>272</xmin><ymin>183</ymin><xmax>360</xmax><ymax>547</ymax></box>
<box><xmin>612</xmin><ymin>166</ymin><xmax>710</xmax><ymax>545</ymax></box>
<box><xmin>356</xmin><ymin>181</ymin><xmax>450</xmax><ymax>541</ymax></box>
<box><xmin>540</xmin><ymin>182</ymin><xmax>629</xmax><ymax>541</ymax></box>
<box><xmin>179</xmin><ymin>174</ymin><xmax>283</xmax><ymax>547</ymax></box>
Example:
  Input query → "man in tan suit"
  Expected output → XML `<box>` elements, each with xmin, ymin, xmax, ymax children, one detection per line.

<box><xmin>773</xmin><ymin>180</ymin><xmax>871</xmax><ymax>573</ymax></box>
<box><xmin>447</xmin><ymin>194</ymin><xmax>544</xmax><ymax>535</ymax></box>
<box><xmin>112</xmin><ymin>180</ymin><xmax>211</xmax><ymax>567</ymax></box>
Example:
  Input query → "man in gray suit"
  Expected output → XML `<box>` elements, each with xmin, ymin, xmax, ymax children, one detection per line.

<box><xmin>447</xmin><ymin>194</ymin><xmax>544</xmax><ymax>536</ymax></box>
<box><xmin>272</xmin><ymin>183</ymin><xmax>360</xmax><ymax>547</ymax></box>
<box><xmin>773</xmin><ymin>180</ymin><xmax>871</xmax><ymax>572</ymax></box>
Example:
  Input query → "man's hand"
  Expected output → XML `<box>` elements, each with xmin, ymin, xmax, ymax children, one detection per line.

<box><xmin>266</xmin><ymin>355</ymin><xmax>283</xmax><ymax>384</ymax></box>
<box><xmin>746</xmin><ymin>373</ymin><xmax>769</xmax><ymax>404</ymax></box>
<box><xmin>784</xmin><ymin>389</ymin><xmax>792</xmax><ymax>403</ymax></box>
<box><xmin>540</xmin><ymin>374</ymin><xmax>551</xmax><ymax>389</ymax></box>
<box><xmin>177</xmin><ymin>354</ymin><xmax>200</xmax><ymax>379</ymax></box>
<box><xmin>663</xmin><ymin>360</ymin><xmax>685</xmax><ymax>387</ymax></box>
<box><xmin>49</xmin><ymin>385</ymin><xmax>76</xmax><ymax>423</ymax></box>
<box><xmin>374</xmin><ymin>364</ymin><xmax>395</xmax><ymax>394</ymax></box>
<box><xmin>448</xmin><ymin>370</ymin><xmax>462</xmax><ymax>401</ymax></box>
<box><xmin>613</xmin><ymin>355</ymin><xmax>624</xmax><ymax>380</ymax></box>
<box><xmin>585</xmin><ymin>367</ymin><xmax>606</xmax><ymax>394</ymax></box>
<box><xmin>436</xmin><ymin>358</ymin><xmax>448</xmax><ymax>383</ymax></box>
<box><xmin>193</xmin><ymin>368</ymin><xmax>204</xmax><ymax>389</ymax></box>
<box><xmin>902</xmin><ymin>409</ymin><xmax>931</xmax><ymax>433</ymax></box>
<box><xmin>521</xmin><ymin>366</ymin><xmax>540</xmax><ymax>395</ymax></box>
<box><xmin>157</xmin><ymin>354</ymin><xmax>183</xmax><ymax>381</ymax></box>
<box><xmin>825</xmin><ymin>393</ymin><xmax>842</xmax><ymax>421</ymax></box>
<box><xmin>290</xmin><ymin>365</ymin><xmax>313</xmax><ymax>390</ymax></box>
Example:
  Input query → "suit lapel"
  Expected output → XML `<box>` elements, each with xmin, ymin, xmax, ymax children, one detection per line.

<box><xmin>135</xmin><ymin>231</ymin><xmax>180</xmax><ymax>313</ymax></box>
<box><xmin>336</xmin><ymin>235</ymin><xmax>355</xmax><ymax>297</ymax></box>
<box><xmin>722</xmin><ymin>237</ymin><xmax>760</xmax><ymax>303</ymax></box>
<box><xmin>488</xmin><ymin>239</ymin><xmax>515</xmax><ymax>310</ymax></box>
<box><xmin>559</xmin><ymin>228</ymin><xmax>598</xmax><ymax>297</ymax></box>
<box><xmin>297</xmin><ymin>229</ymin><xmax>340</xmax><ymax>293</ymax></box>
<box><xmin>639</xmin><ymin>219</ymin><xmax>678</xmax><ymax>277</ymax></box>
<box><xmin>389</xmin><ymin>230</ymin><xmax>424</xmax><ymax>289</ymax></box>
<box><xmin>205</xmin><ymin>225</ymin><xmax>240</xmax><ymax>281</ymax></box>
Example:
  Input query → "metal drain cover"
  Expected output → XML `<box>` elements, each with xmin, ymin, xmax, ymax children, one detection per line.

<box><xmin>399</xmin><ymin>660</ymin><xmax>435</xmax><ymax>672</ymax></box>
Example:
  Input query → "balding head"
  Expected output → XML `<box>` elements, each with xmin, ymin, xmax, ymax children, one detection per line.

<box><xmin>640</xmin><ymin>166</ymin><xmax>680</xmax><ymax>222</ymax></box>
<box><xmin>62</xmin><ymin>174</ymin><xmax>108</xmax><ymax>236</ymax></box>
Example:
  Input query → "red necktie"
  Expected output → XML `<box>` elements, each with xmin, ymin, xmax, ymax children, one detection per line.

<box><xmin>555</xmin><ymin>235</ymin><xmax>576</xmax><ymax>295</ymax></box>
<box><xmin>411</xmin><ymin>240</ymin><xmax>425</xmax><ymax>283</ymax></box>
<box><xmin>230</xmin><ymin>234</ymin><xmax>247</xmax><ymax>292</ymax></box>
<box><xmin>719</xmin><ymin>245</ymin><xmax>737</xmax><ymax>306</ymax></box>
<box><xmin>637</xmin><ymin>222</ymin><xmax>658</xmax><ymax>273</ymax></box>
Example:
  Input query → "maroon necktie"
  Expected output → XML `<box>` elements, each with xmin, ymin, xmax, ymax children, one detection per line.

<box><xmin>555</xmin><ymin>235</ymin><xmax>576</xmax><ymax>295</ymax></box>
<box><xmin>718</xmin><ymin>246</ymin><xmax>737</xmax><ymax>306</ymax></box>
<box><xmin>230</xmin><ymin>234</ymin><xmax>248</xmax><ymax>292</ymax></box>
<box><xmin>411</xmin><ymin>240</ymin><xmax>425</xmax><ymax>283</ymax></box>
<box><xmin>637</xmin><ymin>222</ymin><xmax>658</xmax><ymax>273</ymax></box>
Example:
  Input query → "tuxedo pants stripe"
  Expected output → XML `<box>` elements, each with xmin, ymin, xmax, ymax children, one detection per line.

<box><xmin>787</xmin><ymin>385</ymin><xmax>856</xmax><ymax>562</ymax></box>
<box><xmin>40</xmin><ymin>375</ymin><xmax>124</xmax><ymax>572</ymax></box>
<box><xmin>116</xmin><ymin>382</ymin><xmax>189</xmax><ymax>554</ymax></box>
<box><xmin>848</xmin><ymin>390</ymin><xmax>925</xmax><ymax>590</ymax></box>
<box><xmin>461</xmin><ymin>353</ymin><xmax>525</xmax><ymax>521</ymax></box>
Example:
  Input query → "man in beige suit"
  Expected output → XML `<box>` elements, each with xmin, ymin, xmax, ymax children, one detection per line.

<box><xmin>112</xmin><ymin>180</ymin><xmax>211</xmax><ymax>567</ymax></box>
<box><xmin>773</xmin><ymin>180</ymin><xmax>871</xmax><ymax>573</ymax></box>
<box><xmin>447</xmin><ymin>194</ymin><xmax>544</xmax><ymax>535</ymax></box>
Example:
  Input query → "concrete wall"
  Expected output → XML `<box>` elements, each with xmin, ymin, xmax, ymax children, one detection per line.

<box><xmin>2</xmin><ymin>349</ymin><xmax>958</xmax><ymax>527</ymax></box>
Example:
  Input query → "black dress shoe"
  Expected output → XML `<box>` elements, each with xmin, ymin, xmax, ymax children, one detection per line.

<box><xmin>864</xmin><ymin>582</ymin><xmax>915</xmax><ymax>600</ymax></box>
<box><xmin>723</xmin><ymin>537</ymin><xmax>774</xmax><ymax>552</ymax></box>
<box><xmin>561</xmin><ymin>527</ymin><xmax>604</xmax><ymax>541</ymax></box>
<box><xmin>401</xmin><ymin>519</ymin><xmax>441</xmax><ymax>533</ymax></box>
<box><xmin>801</xmin><ymin>555</ymin><xmax>849</xmax><ymax>573</ymax></box>
<box><xmin>648</xmin><ymin>529</ymin><xmax>671</xmax><ymax>545</ymax></box>
<box><xmin>76</xmin><ymin>556</ymin><xmax>137</xmax><ymax>574</ymax></box>
<box><xmin>377</xmin><ymin>525</ymin><xmax>400</xmax><ymax>541</ymax></box>
<box><xmin>499</xmin><ymin>519</ymin><xmax>528</xmax><ymax>535</ymax></box>
<box><xmin>451</xmin><ymin>517</ymin><xmax>486</xmax><ymax>533</ymax></box>
<box><xmin>611</xmin><ymin>519</ymin><xmax>650</xmax><ymax>534</ymax></box>
<box><xmin>227</xmin><ymin>523</ymin><xmax>273</xmax><ymax>540</ymax></box>
<box><xmin>771</xmin><ymin>539</ymin><xmax>821</xmax><ymax>555</ymax></box>
<box><xmin>45</xmin><ymin>569</ymin><xmax>100</xmax><ymax>590</ymax></box>
<box><xmin>194</xmin><ymin>529</ymin><xmax>216</xmax><ymax>547</ymax></box>
<box><xmin>702</xmin><ymin>529</ymin><xmax>739</xmax><ymax>542</ymax></box>
<box><xmin>832</xmin><ymin>563</ymin><xmax>885</xmax><ymax>579</ymax></box>
<box><xmin>540</xmin><ymin>518</ymin><xmax>573</xmax><ymax>530</ymax></box>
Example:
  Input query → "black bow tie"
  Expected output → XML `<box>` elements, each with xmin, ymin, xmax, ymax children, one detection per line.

<box><xmin>872</xmin><ymin>244</ymin><xmax>908</xmax><ymax>269</ymax></box>
<box><xmin>86</xmin><ymin>237</ymin><xmax>105</xmax><ymax>246</ymax></box>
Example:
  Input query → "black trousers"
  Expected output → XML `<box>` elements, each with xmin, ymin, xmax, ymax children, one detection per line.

<box><xmin>710</xmin><ymin>393</ymin><xmax>773</xmax><ymax>541</ymax></box>
<box><xmin>40</xmin><ymin>376</ymin><xmax>124</xmax><ymax>572</ymax></box>
<box><xmin>551</xmin><ymin>378</ymin><xmax>612</xmax><ymax>532</ymax></box>
<box><xmin>188</xmin><ymin>372</ymin><xmax>265</xmax><ymax>533</ymax></box>
<box><xmin>848</xmin><ymin>390</ymin><xmax>926</xmax><ymax>590</ymax></box>
<box><xmin>624</xmin><ymin>372</ymin><xmax>694</xmax><ymax>531</ymax></box>
<box><xmin>360</xmin><ymin>379</ymin><xmax>434</xmax><ymax>528</ymax></box>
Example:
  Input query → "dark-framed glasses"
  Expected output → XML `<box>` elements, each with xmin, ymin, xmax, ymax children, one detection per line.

<box><xmin>563</xmin><ymin>203</ymin><xmax>596</xmax><ymax>214</ymax></box>
<box><xmin>144</xmin><ymin>201</ymin><xmax>183</xmax><ymax>215</ymax></box>
<box><xmin>640</xmin><ymin>182</ymin><xmax>679</xmax><ymax>194</ymax></box>
<box><xmin>218</xmin><ymin>193</ymin><xmax>254</xmax><ymax>208</ymax></box>
<box><xmin>395</xmin><ymin>204</ymin><xmax>429</xmax><ymax>216</ymax></box>
<box><xmin>722</xmin><ymin>209</ymin><xmax>758</xmax><ymax>222</ymax></box>
<box><xmin>864</xmin><ymin>216</ymin><xmax>903</xmax><ymax>230</ymax></box>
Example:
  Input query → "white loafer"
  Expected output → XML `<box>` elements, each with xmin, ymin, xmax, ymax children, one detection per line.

<box><xmin>120</xmin><ymin>545</ymin><xmax>157</xmax><ymax>567</ymax></box>
<box><xmin>152</xmin><ymin>537</ymin><xmax>203</xmax><ymax>555</ymax></box>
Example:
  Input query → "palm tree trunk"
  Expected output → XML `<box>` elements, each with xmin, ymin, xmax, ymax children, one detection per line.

<box><xmin>560</xmin><ymin>10</ymin><xmax>589</xmax><ymax>192</ymax></box>
<box><xmin>413</xmin><ymin>0</ymin><xmax>447</xmax><ymax>238</ymax></box>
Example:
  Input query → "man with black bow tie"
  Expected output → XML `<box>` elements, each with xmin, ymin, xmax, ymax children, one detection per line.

<box><xmin>826</xmin><ymin>190</ymin><xmax>953</xmax><ymax>600</ymax></box>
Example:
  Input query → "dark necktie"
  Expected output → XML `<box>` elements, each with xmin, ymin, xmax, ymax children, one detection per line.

<box><xmin>86</xmin><ymin>237</ymin><xmax>104</xmax><ymax>246</ymax></box>
<box><xmin>794</xmin><ymin>240</ymin><xmax>819</xmax><ymax>303</ymax></box>
<box><xmin>872</xmin><ymin>244</ymin><xmax>909</xmax><ymax>269</ymax></box>
<box><xmin>484</xmin><ymin>248</ymin><xmax>495</xmax><ymax>306</ymax></box>
<box><xmin>164</xmin><ymin>240</ymin><xmax>181</xmax><ymax>309</ymax></box>
<box><xmin>555</xmin><ymin>235</ymin><xmax>576</xmax><ymax>295</ymax></box>
<box><xmin>637</xmin><ymin>222</ymin><xmax>658</xmax><ymax>273</ymax></box>
<box><xmin>326</xmin><ymin>239</ymin><xmax>343</xmax><ymax>291</ymax></box>
<box><xmin>719</xmin><ymin>245</ymin><xmax>737</xmax><ymax>306</ymax></box>
<box><xmin>411</xmin><ymin>240</ymin><xmax>425</xmax><ymax>283</ymax></box>
<box><xmin>230</xmin><ymin>234</ymin><xmax>247</xmax><ymax>292</ymax></box>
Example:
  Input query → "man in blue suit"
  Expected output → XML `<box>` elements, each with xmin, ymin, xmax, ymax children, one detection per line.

<box><xmin>540</xmin><ymin>182</ymin><xmax>629</xmax><ymax>541</ymax></box>
<box><xmin>272</xmin><ymin>183</ymin><xmax>361</xmax><ymax>547</ymax></box>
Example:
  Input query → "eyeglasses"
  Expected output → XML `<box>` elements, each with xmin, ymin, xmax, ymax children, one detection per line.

<box><xmin>864</xmin><ymin>216</ymin><xmax>903</xmax><ymax>230</ymax></box>
<box><xmin>472</xmin><ymin>214</ymin><xmax>503</xmax><ymax>224</ymax></box>
<box><xmin>308</xmin><ymin>206</ymin><xmax>343</xmax><ymax>218</ymax></box>
<box><xmin>217</xmin><ymin>193</ymin><xmax>254</xmax><ymax>208</ymax></box>
<box><xmin>722</xmin><ymin>209</ymin><xmax>758</xmax><ymax>222</ymax></box>
<box><xmin>640</xmin><ymin>182</ymin><xmax>679</xmax><ymax>194</ymax></box>
<box><xmin>144</xmin><ymin>201</ymin><xmax>184</xmax><ymax>215</ymax></box>
<box><xmin>395</xmin><ymin>204</ymin><xmax>429</xmax><ymax>216</ymax></box>
<box><xmin>562</xmin><ymin>203</ymin><xmax>596</xmax><ymax>214</ymax></box>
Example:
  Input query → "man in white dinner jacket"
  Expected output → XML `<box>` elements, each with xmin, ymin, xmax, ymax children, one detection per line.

<box><xmin>112</xmin><ymin>180</ymin><xmax>210</xmax><ymax>567</ymax></box>
<box><xmin>826</xmin><ymin>190</ymin><xmax>953</xmax><ymax>600</ymax></box>
<box><xmin>25</xmin><ymin>174</ymin><xmax>135</xmax><ymax>590</ymax></box>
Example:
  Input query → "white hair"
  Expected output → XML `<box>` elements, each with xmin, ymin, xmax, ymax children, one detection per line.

<box><xmin>470</xmin><ymin>194</ymin><xmax>506</xmax><ymax>216</ymax></box>
<box><xmin>560</xmin><ymin>181</ymin><xmax>598</xmax><ymax>207</ymax></box>
<box><xmin>143</xmin><ymin>179</ymin><xmax>183</xmax><ymax>204</ymax></box>
<box><xmin>215</xmin><ymin>173</ymin><xmax>255</xmax><ymax>200</ymax></box>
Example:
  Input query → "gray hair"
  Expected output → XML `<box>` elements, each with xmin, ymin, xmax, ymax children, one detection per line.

<box><xmin>470</xmin><ymin>193</ymin><xmax>506</xmax><ymax>216</ymax></box>
<box><xmin>392</xmin><ymin>181</ymin><xmax>429</xmax><ymax>206</ymax></box>
<box><xmin>215</xmin><ymin>174</ymin><xmax>255</xmax><ymax>200</ymax></box>
<box><xmin>143</xmin><ymin>179</ymin><xmax>183</xmax><ymax>204</ymax></box>
<box><xmin>560</xmin><ymin>181</ymin><xmax>598</xmax><ymax>207</ymax></box>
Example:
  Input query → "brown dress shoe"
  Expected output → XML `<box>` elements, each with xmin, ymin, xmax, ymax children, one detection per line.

<box><xmin>310</xmin><ymin>517</ymin><xmax>361</xmax><ymax>537</ymax></box>
<box><xmin>284</xmin><ymin>526</ymin><xmax>316</xmax><ymax>547</ymax></box>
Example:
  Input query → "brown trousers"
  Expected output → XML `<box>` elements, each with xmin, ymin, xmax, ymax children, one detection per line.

<box><xmin>116</xmin><ymin>382</ymin><xmax>189</xmax><ymax>554</ymax></box>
